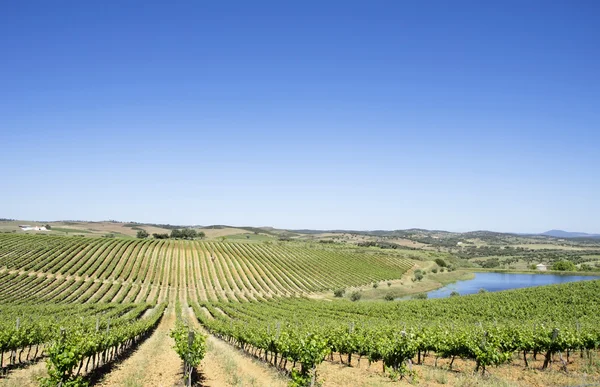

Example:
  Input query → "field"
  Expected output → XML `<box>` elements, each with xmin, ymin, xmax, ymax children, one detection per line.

<box><xmin>0</xmin><ymin>229</ymin><xmax>599</xmax><ymax>386</ymax></box>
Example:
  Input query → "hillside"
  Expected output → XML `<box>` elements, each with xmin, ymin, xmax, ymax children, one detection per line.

<box><xmin>0</xmin><ymin>234</ymin><xmax>412</xmax><ymax>304</ymax></box>
<box><xmin>541</xmin><ymin>229</ymin><xmax>600</xmax><ymax>238</ymax></box>
<box><xmin>0</xmin><ymin>232</ymin><xmax>599</xmax><ymax>387</ymax></box>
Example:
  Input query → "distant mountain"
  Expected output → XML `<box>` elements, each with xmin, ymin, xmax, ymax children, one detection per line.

<box><xmin>541</xmin><ymin>230</ymin><xmax>600</xmax><ymax>238</ymax></box>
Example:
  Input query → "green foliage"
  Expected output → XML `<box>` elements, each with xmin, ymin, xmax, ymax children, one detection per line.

<box><xmin>553</xmin><ymin>260</ymin><xmax>576</xmax><ymax>271</ymax></box>
<box><xmin>333</xmin><ymin>288</ymin><xmax>345</xmax><ymax>298</ymax></box>
<box><xmin>40</xmin><ymin>304</ymin><xmax>165</xmax><ymax>387</ymax></box>
<box><xmin>413</xmin><ymin>271</ymin><xmax>424</xmax><ymax>281</ymax></box>
<box><xmin>384</xmin><ymin>293</ymin><xmax>395</xmax><ymax>301</ymax></box>
<box><xmin>194</xmin><ymin>280</ymin><xmax>600</xmax><ymax>386</ymax></box>
<box><xmin>387</xmin><ymin>281</ymin><xmax>392</xmax><ymax>287</ymax></box>
<box><xmin>288</xmin><ymin>369</ymin><xmax>311</xmax><ymax>387</ymax></box>
<box><xmin>41</xmin><ymin>330</ymin><xmax>88</xmax><ymax>387</ymax></box>
<box><xmin>434</xmin><ymin>258</ymin><xmax>447</xmax><ymax>267</ymax></box>
<box><xmin>478</xmin><ymin>288</ymin><xmax>488</xmax><ymax>294</ymax></box>
<box><xmin>431</xmin><ymin>267</ymin><xmax>438</xmax><ymax>273</ymax></box>
<box><xmin>412</xmin><ymin>293</ymin><xmax>428</xmax><ymax>300</ymax></box>
<box><xmin>171</xmin><ymin>302</ymin><xmax>206</xmax><ymax>386</ymax></box>
<box><xmin>152</xmin><ymin>233</ymin><xmax>169</xmax><ymax>239</ymax></box>
<box><xmin>170</xmin><ymin>229</ymin><xmax>198</xmax><ymax>239</ymax></box>
<box><xmin>372</xmin><ymin>282</ymin><xmax>379</xmax><ymax>289</ymax></box>
<box><xmin>136</xmin><ymin>229</ymin><xmax>149</xmax><ymax>239</ymax></box>
<box><xmin>350</xmin><ymin>291</ymin><xmax>362</xmax><ymax>302</ymax></box>
<box><xmin>450</xmin><ymin>291</ymin><xmax>460</xmax><ymax>297</ymax></box>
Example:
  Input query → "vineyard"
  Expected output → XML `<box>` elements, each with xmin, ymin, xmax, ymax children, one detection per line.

<box><xmin>0</xmin><ymin>234</ymin><xmax>411</xmax><ymax>304</ymax></box>
<box><xmin>0</xmin><ymin>233</ymin><xmax>599</xmax><ymax>386</ymax></box>
<box><xmin>195</xmin><ymin>280</ymin><xmax>600</xmax><ymax>380</ymax></box>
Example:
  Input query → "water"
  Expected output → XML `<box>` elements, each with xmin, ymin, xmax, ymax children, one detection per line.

<box><xmin>425</xmin><ymin>272</ymin><xmax>600</xmax><ymax>299</ymax></box>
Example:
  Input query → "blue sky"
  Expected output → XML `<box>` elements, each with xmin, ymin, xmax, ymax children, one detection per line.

<box><xmin>1</xmin><ymin>1</ymin><xmax>599</xmax><ymax>233</ymax></box>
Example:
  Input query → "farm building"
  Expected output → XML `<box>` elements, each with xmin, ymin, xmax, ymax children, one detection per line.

<box><xmin>535</xmin><ymin>263</ymin><xmax>548</xmax><ymax>271</ymax></box>
<box><xmin>19</xmin><ymin>225</ymin><xmax>49</xmax><ymax>231</ymax></box>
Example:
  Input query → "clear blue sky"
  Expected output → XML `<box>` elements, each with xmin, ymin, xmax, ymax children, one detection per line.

<box><xmin>1</xmin><ymin>1</ymin><xmax>599</xmax><ymax>233</ymax></box>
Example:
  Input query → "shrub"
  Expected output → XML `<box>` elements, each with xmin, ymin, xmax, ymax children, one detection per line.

<box><xmin>136</xmin><ymin>229</ymin><xmax>149</xmax><ymax>239</ymax></box>
<box><xmin>450</xmin><ymin>291</ymin><xmax>460</xmax><ymax>297</ymax></box>
<box><xmin>431</xmin><ymin>268</ymin><xmax>438</xmax><ymax>273</ymax></box>
<box><xmin>387</xmin><ymin>282</ymin><xmax>392</xmax><ymax>287</ymax></box>
<box><xmin>434</xmin><ymin>258</ymin><xmax>447</xmax><ymax>267</ymax></box>
<box><xmin>412</xmin><ymin>293</ymin><xmax>428</xmax><ymax>300</ymax></box>
<box><xmin>478</xmin><ymin>288</ymin><xmax>488</xmax><ymax>294</ymax></box>
<box><xmin>552</xmin><ymin>260</ymin><xmax>576</xmax><ymax>271</ymax></box>
<box><xmin>413</xmin><ymin>272</ymin><xmax>424</xmax><ymax>281</ymax></box>
<box><xmin>372</xmin><ymin>282</ymin><xmax>379</xmax><ymax>289</ymax></box>
<box><xmin>333</xmin><ymin>288</ymin><xmax>345</xmax><ymax>298</ymax></box>
<box><xmin>384</xmin><ymin>293</ymin><xmax>395</xmax><ymax>301</ymax></box>
<box><xmin>350</xmin><ymin>291</ymin><xmax>362</xmax><ymax>302</ymax></box>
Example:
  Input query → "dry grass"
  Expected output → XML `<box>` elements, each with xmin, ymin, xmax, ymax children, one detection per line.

<box><xmin>317</xmin><ymin>349</ymin><xmax>600</xmax><ymax>386</ymax></box>
<box><xmin>201</xmin><ymin>227</ymin><xmax>251</xmax><ymax>239</ymax></box>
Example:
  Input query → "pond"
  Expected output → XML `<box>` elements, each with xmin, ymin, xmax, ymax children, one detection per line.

<box><xmin>425</xmin><ymin>272</ymin><xmax>600</xmax><ymax>299</ymax></box>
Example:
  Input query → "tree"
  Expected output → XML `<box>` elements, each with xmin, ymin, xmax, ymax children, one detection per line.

<box><xmin>413</xmin><ymin>269</ymin><xmax>424</xmax><ymax>282</ymax></box>
<box><xmin>137</xmin><ymin>229</ymin><xmax>149</xmax><ymax>239</ymax></box>
<box><xmin>350</xmin><ymin>291</ymin><xmax>362</xmax><ymax>302</ymax></box>
<box><xmin>450</xmin><ymin>291</ymin><xmax>460</xmax><ymax>297</ymax></box>
<box><xmin>552</xmin><ymin>260</ymin><xmax>576</xmax><ymax>271</ymax></box>
<box><xmin>434</xmin><ymin>258</ymin><xmax>447</xmax><ymax>267</ymax></box>
<box><xmin>171</xmin><ymin>229</ymin><xmax>198</xmax><ymax>240</ymax></box>
<box><xmin>384</xmin><ymin>293</ymin><xmax>395</xmax><ymax>301</ymax></box>
<box><xmin>153</xmin><ymin>233</ymin><xmax>170</xmax><ymax>239</ymax></box>
<box><xmin>372</xmin><ymin>282</ymin><xmax>379</xmax><ymax>289</ymax></box>
<box><xmin>44</xmin><ymin>224</ymin><xmax>52</xmax><ymax>230</ymax></box>
<box><xmin>333</xmin><ymin>288</ymin><xmax>345</xmax><ymax>298</ymax></box>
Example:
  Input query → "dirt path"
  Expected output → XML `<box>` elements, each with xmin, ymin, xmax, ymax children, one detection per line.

<box><xmin>187</xmin><ymin>307</ymin><xmax>288</xmax><ymax>387</ymax></box>
<box><xmin>97</xmin><ymin>306</ymin><xmax>182</xmax><ymax>387</ymax></box>
<box><xmin>0</xmin><ymin>361</ymin><xmax>47</xmax><ymax>387</ymax></box>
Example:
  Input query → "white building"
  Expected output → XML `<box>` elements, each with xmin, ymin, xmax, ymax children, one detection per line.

<box><xmin>19</xmin><ymin>225</ymin><xmax>48</xmax><ymax>231</ymax></box>
<box><xmin>536</xmin><ymin>263</ymin><xmax>547</xmax><ymax>271</ymax></box>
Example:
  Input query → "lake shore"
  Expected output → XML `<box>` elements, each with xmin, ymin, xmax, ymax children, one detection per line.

<box><xmin>466</xmin><ymin>268</ymin><xmax>600</xmax><ymax>276</ymax></box>
<box><xmin>427</xmin><ymin>271</ymin><xmax>600</xmax><ymax>299</ymax></box>
<box><xmin>310</xmin><ymin>262</ymin><xmax>475</xmax><ymax>301</ymax></box>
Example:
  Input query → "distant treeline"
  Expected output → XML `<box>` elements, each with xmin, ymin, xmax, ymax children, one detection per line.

<box><xmin>150</xmin><ymin>229</ymin><xmax>205</xmax><ymax>240</ymax></box>
<box><xmin>357</xmin><ymin>241</ymin><xmax>417</xmax><ymax>250</ymax></box>
<box><xmin>126</xmin><ymin>222</ymin><xmax>190</xmax><ymax>230</ymax></box>
<box><xmin>458</xmin><ymin>245</ymin><xmax>600</xmax><ymax>262</ymax></box>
